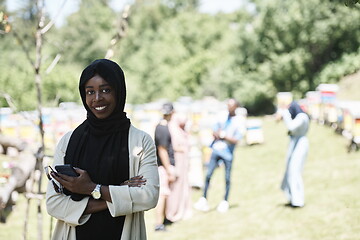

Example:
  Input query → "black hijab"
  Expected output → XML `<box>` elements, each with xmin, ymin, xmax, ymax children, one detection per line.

<box><xmin>288</xmin><ymin>101</ymin><xmax>305</xmax><ymax>119</ymax></box>
<box><xmin>64</xmin><ymin>59</ymin><xmax>131</xmax><ymax>239</ymax></box>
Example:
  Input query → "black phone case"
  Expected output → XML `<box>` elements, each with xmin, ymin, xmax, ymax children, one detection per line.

<box><xmin>55</xmin><ymin>164</ymin><xmax>79</xmax><ymax>177</ymax></box>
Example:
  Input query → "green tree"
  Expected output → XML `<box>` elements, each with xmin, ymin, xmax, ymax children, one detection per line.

<box><xmin>2</xmin><ymin>0</ymin><xmax>360</xmax><ymax>115</ymax></box>
<box><xmin>51</xmin><ymin>0</ymin><xmax>116</xmax><ymax>65</ymax></box>
<box><xmin>0</xmin><ymin>0</ymin><xmax>41</xmax><ymax>110</ymax></box>
<box><xmin>244</xmin><ymin>0</ymin><xmax>360</xmax><ymax>98</ymax></box>
<box><xmin>344</xmin><ymin>0</ymin><xmax>360</xmax><ymax>6</ymax></box>
<box><xmin>117</xmin><ymin>1</ymin><xmax>237</xmax><ymax>104</ymax></box>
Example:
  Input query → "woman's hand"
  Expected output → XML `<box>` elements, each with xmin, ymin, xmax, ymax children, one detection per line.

<box><xmin>120</xmin><ymin>175</ymin><xmax>147</xmax><ymax>187</ymax></box>
<box><xmin>166</xmin><ymin>165</ymin><xmax>177</xmax><ymax>183</ymax></box>
<box><xmin>50</xmin><ymin>168</ymin><xmax>95</xmax><ymax>195</ymax></box>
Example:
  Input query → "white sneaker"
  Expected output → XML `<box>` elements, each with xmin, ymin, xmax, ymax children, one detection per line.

<box><xmin>194</xmin><ymin>197</ymin><xmax>210</xmax><ymax>212</ymax></box>
<box><xmin>217</xmin><ymin>200</ymin><xmax>229</xmax><ymax>213</ymax></box>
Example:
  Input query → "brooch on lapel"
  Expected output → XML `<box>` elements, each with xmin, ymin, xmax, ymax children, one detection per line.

<box><xmin>132</xmin><ymin>146</ymin><xmax>143</xmax><ymax>157</ymax></box>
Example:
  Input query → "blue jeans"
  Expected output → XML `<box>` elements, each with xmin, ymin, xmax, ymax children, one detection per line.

<box><xmin>203</xmin><ymin>151</ymin><xmax>233</xmax><ymax>201</ymax></box>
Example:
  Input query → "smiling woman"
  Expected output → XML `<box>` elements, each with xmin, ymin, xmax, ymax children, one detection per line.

<box><xmin>45</xmin><ymin>59</ymin><xmax>159</xmax><ymax>240</ymax></box>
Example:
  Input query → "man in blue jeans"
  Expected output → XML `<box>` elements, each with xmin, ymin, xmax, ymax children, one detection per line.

<box><xmin>194</xmin><ymin>98</ymin><xmax>243</xmax><ymax>213</ymax></box>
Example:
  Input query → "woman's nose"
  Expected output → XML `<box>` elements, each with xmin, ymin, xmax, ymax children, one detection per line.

<box><xmin>94</xmin><ymin>91</ymin><xmax>103</xmax><ymax>101</ymax></box>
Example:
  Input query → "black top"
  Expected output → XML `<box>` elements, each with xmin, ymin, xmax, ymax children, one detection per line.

<box><xmin>155</xmin><ymin>123</ymin><xmax>175</xmax><ymax>166</ymax></box>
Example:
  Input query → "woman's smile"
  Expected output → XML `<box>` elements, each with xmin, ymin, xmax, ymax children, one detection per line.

<box><xmin>94</xmin><ymin>105</ymin><xmax>107</xmax><ymax>111</ymax></box>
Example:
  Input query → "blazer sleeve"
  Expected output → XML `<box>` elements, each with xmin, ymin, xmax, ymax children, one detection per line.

<box><xmin>106</xmin><ymin>130</ymin><xmax>160</xmax><ymax>217</ymax></box>
<box><xmin>45</xmin><ymin>131</ymin><xmax>91</xmax><ymax>227</ymax></box>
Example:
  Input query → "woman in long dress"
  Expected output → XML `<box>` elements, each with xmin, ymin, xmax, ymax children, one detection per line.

<box><xmin>166</xmin><ymin>113</ymin><xmax>192</xmax><ymax>222</ymax></box>
<box><xmin>278</xmin><ymin>101</ymin><xmax>310</xmax><ymax>208</ymax></box>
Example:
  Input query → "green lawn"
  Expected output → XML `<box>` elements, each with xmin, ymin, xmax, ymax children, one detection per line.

<box><xmin>1</xmin><ymin>116</ymin><xmax>360</xmax><ymax>239</ymax></box>
<box><xmin>0</xmin><ymin>189</ymin><xmax>53</xmax><ymax>240</ymax></box>
<box><xmin>145</xmin><ymin>117</ymin><xmax>360</xmax><ymax>240</ymax></box>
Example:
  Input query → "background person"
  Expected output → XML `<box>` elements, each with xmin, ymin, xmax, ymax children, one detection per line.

<box><xmin>166</xmin><ymin>113</ymin><xmax>192</xmax><ymax>222</ymax></box>
<box><xmin>194</xmin><ymin>98</ymin><xmax>243</xmax><ymax>213</ymax></box>
<box><xmin>277</xmin><ymin>101</ymin><xmax>310</xmax><ymax>208</ymax></box>
<box><xmin>46</xmin><ymin>59</ymin><xmax>159</xmax><ymax>240</ymax></box>
<box><xmin>154</xmin><ymin>102</ymin><xmax>176</xmax><ymax>231</ymax></box>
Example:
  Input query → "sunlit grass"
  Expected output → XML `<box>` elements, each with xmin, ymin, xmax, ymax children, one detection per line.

<box><xmin>0</xmin><ymin>191</ymin><xmax>53</xmax><ymax>240</ymax></box>
<box><xmin>1</xmin><ymin>116</ymin><xmax>359</xmax><ymax>239</ymax></box>
<box><xmin>146</xmin><ymin>117</ymin><xmax>360</xmax><ymax>240</ymax></box>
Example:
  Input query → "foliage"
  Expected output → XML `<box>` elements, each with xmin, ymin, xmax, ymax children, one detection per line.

<box><xmin>0</xmin><ymin>0</ymin><xmax>116</xmax><ymax>110</ymax></box>
<box><xmin>1</xmin><ymin>0</ymin><xmax>360</xmax><ymax>115</ymax></box>
<box><xmin>0</xmin><ymin>0</ymin><xmax>5</xmax><ymax>8</ymax></box>
<box><xmin>49</xmin><ymin>0</ymin><xmax>116</xmax><ymax>65</ymax></box>
<box><xmin>117</xmin><ymin>3</ymin><xmax>231</xmax><ymax>104</ymax></box>
<box><xmin>344</xmin><ymin>0</ymin><xmax>360</xmax><ymax>6</ymax></box>
<box><xmin>246</xmin><ymin>0</ymin><xmax>360</xmax><ymax>99</ymax></box>
<box><xmin>315</xmin><ymin>47</ymin><xmax>360</xmax><ymax>84</ymax></box>
<box><xmin>0</xmin><ymin>41</ymin><xmax>37</xmax><ymax>110</ymax></box>
<box><xmin>42</xmin><ymin>63</ymin><xmax>83</xmax><ymax>105</ymax></box>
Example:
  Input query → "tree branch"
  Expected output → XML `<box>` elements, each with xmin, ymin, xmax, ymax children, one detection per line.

<box><xmin>41</xmin><ymin>0</ymin><xmax>68</xmax><ymax>34</ymax></box>
<box><xmin>0</xmin><ymin>93</ymin><xmax>18</xmax><ymax>112</ymax></box>
<box><xmin>105</xmin><ymin>4</ymin><xmax>131</xmax><ymax>59</ymax></box>
<box><xmin>45</xmin><ymin>54</ymin><xmax>61</xmax><ymax>74</ymax></box>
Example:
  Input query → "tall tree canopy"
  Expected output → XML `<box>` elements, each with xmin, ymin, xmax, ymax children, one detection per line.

<box><xmin>1</xmin><ymin>0</ymin><xmax>359</xmax><ymax>114</ymax></box>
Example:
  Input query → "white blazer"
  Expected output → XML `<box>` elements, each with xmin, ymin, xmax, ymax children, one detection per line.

<box><xmin>46</xmin><ymin>125</ymin><xmax>160</xmax><ymax>240</ymax></box>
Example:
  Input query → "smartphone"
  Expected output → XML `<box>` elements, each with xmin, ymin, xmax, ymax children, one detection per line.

<box><xmin>44</xmin><ymin>165</ymin><xmax>59</xmax><ymax>178</ymax></box>
<box><xmin>55</xmin><ymin>164</ymin><xmax>79</xmax><ymax>177</ymax></box>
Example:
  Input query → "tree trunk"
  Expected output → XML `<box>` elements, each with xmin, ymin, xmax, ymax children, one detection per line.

<box><xmin>35</xmin><ymin>2</ymin><xmax>45</xmax><ymax>240</ymax></box>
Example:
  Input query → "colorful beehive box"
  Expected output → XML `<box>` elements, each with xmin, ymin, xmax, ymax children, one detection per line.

<box><xmin>316</xmin><ymin>84</ymin><xmax>339</xmax><ymax>124</ymax></box>
<box><xmin>305</xmin><ymin>91</ymin><xmax>321</xmax><ymax>120</ymax></box>
<box><xmin>245</xmin><ymin>119</ymin><xmax>264</xmax><ymax>145</ymax></box>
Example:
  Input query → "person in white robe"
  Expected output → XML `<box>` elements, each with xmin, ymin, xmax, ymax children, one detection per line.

<box><xmin>277</xmin><ymin>101</ymin><xmax>309</xmax><ymax>208</ymax></box>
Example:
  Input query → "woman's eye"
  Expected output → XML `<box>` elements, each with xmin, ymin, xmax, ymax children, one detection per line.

<box><xmin>86</xmin><ymin>90</ymin><xmax>94</xmax><ymax>95</ymax></box>
<box><xmin>102</xmin><ymin>88</ymin><xmax>111</xmax><ymax>93</ymax></box>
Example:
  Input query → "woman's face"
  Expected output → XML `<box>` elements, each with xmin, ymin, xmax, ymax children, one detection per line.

<box><xmin>84</xmin><ymin>74</ymin><xmax>116</xmax><ymax>119</ymax></box>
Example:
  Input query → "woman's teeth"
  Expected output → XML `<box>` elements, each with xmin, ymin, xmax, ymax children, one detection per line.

<box><xmin>95</xmin><ymin>106</ymin><xmax>106</xmax><ymax>111</ymax></box>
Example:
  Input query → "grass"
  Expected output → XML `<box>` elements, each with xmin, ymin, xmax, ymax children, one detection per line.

<box><xmin>1</xmin><ymin>116</ymin><xmax>360</xmax><ymax>239</ymax></box>
<box><xmin>145</xmin><ymin>116</ymin><xmax>360</xmax><ymax>240</ymax></box>
<box><xmin>0</xmin><ymin>189</ymin><xmax>53</xmax><ymax>240</ymax></box>
<box><xmin>0</xmin><ymin>153</ymin><xmax>53</xmax><ymax>239</ymax></box>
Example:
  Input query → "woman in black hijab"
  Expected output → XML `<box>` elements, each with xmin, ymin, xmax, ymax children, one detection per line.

<box><xmin>46</xmin><ymin>59</ymin><xmax>159</xmax><ymax>240</ymax></box>
<box><xmin>277</xmin><ymin>101</ymin><xmax>310</xmax><ymax>208</ymax></box>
